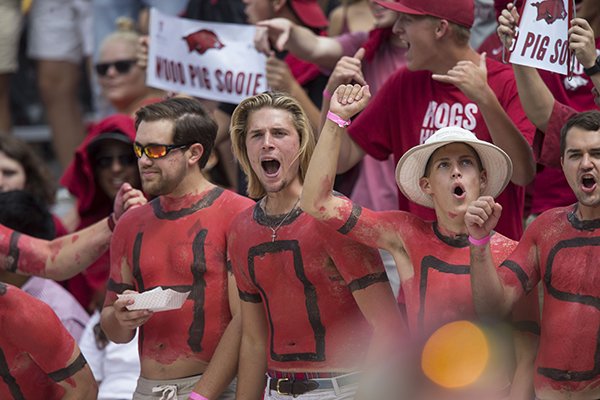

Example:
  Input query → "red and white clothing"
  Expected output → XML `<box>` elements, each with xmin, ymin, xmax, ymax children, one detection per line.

<box><xmin>230</xmin><ymin>203</ymin><xmax>388</xmax><ymax>372</ymax></box>
<box><xmin>0</xmin><ymin>283</ymin><xmax>87</xmax><ymax>399</ymax></box>
<box><xmin>498</xmin><ymin>205</ymin><xmax>600</xmax><ymax>396</ymax></box>
<box><xmin>105</xmin><ymin>187</ymin><xmax>253</xmax><ymax>366</ymax></box>
<box><xmin>348</xmin><ymin>60</ymin><xmax>536</xmax><ymax>240</ymax></box>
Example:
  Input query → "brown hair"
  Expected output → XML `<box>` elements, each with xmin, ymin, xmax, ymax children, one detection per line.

<box><xmin>0</xmin><ymin>136</ymin><xmax>57</xmax><ymax>205</ymax></box>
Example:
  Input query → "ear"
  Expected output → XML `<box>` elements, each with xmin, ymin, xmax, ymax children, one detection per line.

<box><xmin>273</xmin><ymin>0</ymin><xmax>286</xmax><ymax>13</ymax></box>
<box><xmin>188</xmin><ymin>143</ymin><xmax>205</xmax><ymax>166</ymax></box>
<box><xmin>434</xmin><ymin>19</ymin><xmax>450</xmax><ymax>38</ymax></box>
<box><xmin>479</xmin><ymin>169</ymin><xmax>488</xmax><ymax>192</ymax></box>
<box><xmin>419</xmin><ymin>176</ymin><xmax>432</xmax><ymax>196</ymax></box>
<box><xmin>560</xmin><ymin>156</ymin><xmax>564</xmax><ymax>169</ymax></box>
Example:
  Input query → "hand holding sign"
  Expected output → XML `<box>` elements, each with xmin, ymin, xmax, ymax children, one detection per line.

<box><xmin>568</xmin><ymin>18</ymin><xmax>597</xmax><ymax>69</ymax></box>
<box><xmin>497</xmin><ymin>3</ymin><xmax>520</xmax><ymax>50</ymax></box>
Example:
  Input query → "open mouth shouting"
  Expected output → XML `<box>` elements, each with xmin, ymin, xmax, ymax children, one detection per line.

<box><xmin>261</xmin><ymin>158</ymin><xmax>281</xmax><ymax>178</ymax></box>
<box><xmin>452</xmin><ymin>183</ymin><xmax>466</xmax><ymax>200</ymax></box>
<box><xmin>580</xmin><ymin>174</ymin><xmax>597</xmax><ymax>193</ymax></box>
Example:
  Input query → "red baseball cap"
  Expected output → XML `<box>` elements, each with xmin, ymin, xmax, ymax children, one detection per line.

<box><xmin>374</xmin><ymin>0</ymin><xmax>474</xmax><ymax>29</ymax></box>
<box><xmin>289</xmin><ymin>0</ymin><xmax>328</xmax><ymax>29</ymax></box>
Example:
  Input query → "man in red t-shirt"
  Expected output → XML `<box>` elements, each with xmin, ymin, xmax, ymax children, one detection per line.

<box><xmin>228</xmin><ymin>92</ymin><xmax>404</xmax><ymax>399</ymax></box>
<box><xmin>101</xmin><ymin>98</ymin><xmax>254</xmax><ymax>400</ymax></box>
<box><xmin>301</xmin><ymin>84</ymin><xmax>540</xmax><ymax>399</ymax></box>
<box><xmin>0</xmin><ymin>282</ymin><xmax>97</xmax><ymax>399</ymax></box>
<box><xmin>332</xmin><ymin>0</ymin><xmax>536</xmax><ymax>241</ymax></box>
<box><xmin>467</xmin><ymin>111</ymin><xmax>600</xmax><ymax>400</ymax></box>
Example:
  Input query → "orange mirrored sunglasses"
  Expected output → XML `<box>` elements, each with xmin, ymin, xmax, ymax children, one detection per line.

<box><xmin>133</xmin><ymin>142</ymin><xmax>191</xmax><ymax>159</ymax></box>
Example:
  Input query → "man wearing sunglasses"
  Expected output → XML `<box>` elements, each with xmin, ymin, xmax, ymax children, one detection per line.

<box><xmin>101</xmin><ymin>97</ymin><xmax>253</xmax><ymax>400</ymax></box>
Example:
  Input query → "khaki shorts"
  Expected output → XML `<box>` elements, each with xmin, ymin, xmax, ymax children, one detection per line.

<box><xmin>133</xmin><ymin>375</ymin><xmax>236</xmax><ymax>400</ymax></box>
<box><xmin>27</xmin><ymin>0</ymin><xmax>92</xmax><ymax>62</ymax></box>
<box><xmin>0</xmin><ymin>0</ymin><xmax>23</xmax><ymax>73</ymax></box>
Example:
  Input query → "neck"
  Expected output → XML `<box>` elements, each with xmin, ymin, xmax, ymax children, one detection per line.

<box><xmin>436</xmin><ymin>210</ymin><xmax>468</xmax><ymax>237</ymax></box>
<box><xmin>430</xmin><ymin>46</ymin><xmax>478</xmax><ymax>75</ymax></box>
<box><xmin>576</xmin><ymin>203</ymin><xmax>600</xmax><ymax>221</ymax></box>
<box><xmin>263</xmin><ymin>181</ymin><xmax>302</xmax><ymax>215</ymax></box>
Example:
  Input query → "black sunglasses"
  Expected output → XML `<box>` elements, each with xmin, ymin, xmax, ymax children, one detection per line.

<box><xmin>95</xmin><ymin>154</ymin><xmax>138</xmax><ymax>169</ymax></box>
<box><xmin>95</xmin><ymin>59</ymin><xmax>137</xmax><ymax>77</ymax></box>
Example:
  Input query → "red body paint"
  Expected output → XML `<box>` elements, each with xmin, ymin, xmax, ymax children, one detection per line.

<box><xmin>0</xmin><ymin>284</ymin><xmax>76</xmax><ymax>399</ymax></box>
<box><xmin>106</xmin><ymin>188</ymin><xmax>253</xmax><ymax>368</ymax></box>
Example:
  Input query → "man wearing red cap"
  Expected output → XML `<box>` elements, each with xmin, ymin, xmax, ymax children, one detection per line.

<box><xmin>330</xmin><ymin>0</ymin><xmax>537</xmax><ymax>242</ymax></box>
<box><xmin>243</xmin><ymin>0</ymin><xmax>330</xmax><ymax>133</ymax></box>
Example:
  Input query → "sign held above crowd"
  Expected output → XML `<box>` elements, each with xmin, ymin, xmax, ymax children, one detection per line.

<box><xmin>147</xmin><ymin>8</ymin><xmax>268</xmax><ymax>104</ymax></box>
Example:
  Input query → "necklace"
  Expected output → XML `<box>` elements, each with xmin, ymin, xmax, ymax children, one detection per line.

<box><xmin>263</xmin><ymin>197</ymin><xmax>300</xmax><ymax>242</ymax></box>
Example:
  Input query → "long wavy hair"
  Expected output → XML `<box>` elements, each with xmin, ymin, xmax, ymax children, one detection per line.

<box><xmin>230</xmin><ymin>92</ymin><xmax>316</xmax><ymax>199</ymax></box>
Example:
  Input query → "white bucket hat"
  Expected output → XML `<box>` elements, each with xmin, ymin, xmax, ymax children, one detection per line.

<box><xmin>395</xmin><ymin>126</ymin><xmax>513</xmax><ymax>209</ymax></box>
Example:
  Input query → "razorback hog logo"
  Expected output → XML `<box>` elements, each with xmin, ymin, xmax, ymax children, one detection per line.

<box><xmin>183</xmin><ymin>29</ymin><xmax>225</xmax><ymax>55</ymax></box>
<box><xmin>531</xmin><ymin>0</ymin><xmax>567</xmax><ymax>24</ymax></box>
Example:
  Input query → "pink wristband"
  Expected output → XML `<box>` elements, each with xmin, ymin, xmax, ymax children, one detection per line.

<box><xmin>468</xmin><ymin>235</ymin><xmax>491</xmax><ymax>246</ymax></box>
<box><xmin>189</xmin><ymin>392</ymin><xmax>209</xmax><ymax>400</ymax></box>
<box><xmin>322</xmin><ymin>88</ymin><xmax>332</xmax><ymax>100</ymax></box>
<box><xmin>327</xmin><ymin>111</ymin><xmax>351</xmax><ymax>128</ymax></box>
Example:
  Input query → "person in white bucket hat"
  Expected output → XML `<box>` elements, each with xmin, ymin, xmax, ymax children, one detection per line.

<box><xmin>301</xmin><ymin>83</ymin><xmax>540</xmax><ymax>400</ymax></box>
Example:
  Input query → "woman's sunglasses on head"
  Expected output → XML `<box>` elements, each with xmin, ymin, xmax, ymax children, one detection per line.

<box><xmin>95</xmin><ymin>59</ymin><xmax>137</xmax><ymax>76</ymax></box>
<box><xmin>133</xmin><ymin>142</ymin><xmax>193</xmax><ymax>159</ymax></box>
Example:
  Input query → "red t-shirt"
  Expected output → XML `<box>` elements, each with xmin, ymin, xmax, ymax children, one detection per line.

<box><xmin>0</xmin><ymin>283</ymin><xmax>82</xmax><ymax>399</ymax></box>
<box><xmin>105</xmin><ymin>187</ymin><xmax>253</xmax><ymax>367</ymax></box>
<box><xmin>498</xmin><ymin>205</ymin><xmax>600</xmax><ymax>394</ymax></box>
<box><xmin>230</xmin><ymin>203</ymin><xmax>388</xmax><ymax>372</ymax></box>
<box><xmin>348</xmin><ymin>60</ymin><xmax>536</xmax><ymax>240</ymax></box>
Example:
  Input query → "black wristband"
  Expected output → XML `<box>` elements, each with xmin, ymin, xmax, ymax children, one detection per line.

<box><xmin>583</xmin><ymin>55</ymin><xmax>600</xmax><ymax>77</ymax></box>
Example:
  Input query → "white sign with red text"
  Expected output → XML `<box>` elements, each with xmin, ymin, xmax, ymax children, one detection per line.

<box><xmin>147</xmin><ymin>8</ymin><xmax>267</xmax><ymax>103</ymax></box>
<box><xmin>509</xmin><ymin>0</ymin><xmax>571</xmax><ymax>74</ymax></box>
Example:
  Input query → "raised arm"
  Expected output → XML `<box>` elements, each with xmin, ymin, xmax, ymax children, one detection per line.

<box><xmin>464</xmin><ymin>196</ymin><xmax>518</xmax><ymax>317</ymax></box>
<box><xmin>569</xmin><ymin>18</ymin><xmax>600</xmax><ymax>99</ymax></box>
<box><xmin>301</xmin><ymin>84</ymin><xmax>370</xmax><ymax>222</ymax></box>
<box><xmin>432</xmin><ymin>51</ymin><xmax>536</xmax><ymax>186</ymax></box>
<box><xmin>255</xmin><ymin>18</ymin><xmax>343</xmax><ymax>70</ymax></box>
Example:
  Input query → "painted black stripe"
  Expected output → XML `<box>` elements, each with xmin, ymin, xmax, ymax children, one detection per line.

<box><xmin>418</xmin><ymin>255</ymin><xmax>470</xmax><ymax>333</ymax></box>
<box><xmin>7</xmin><ymin>232</ymin><xmax>20</xmax><ymax>273</ymax></box>
<box><xmin>337</xmin><ymin>203</ymin><xmax>361</xmax><ymax>235</ymax></box>
<box><xmin>106</xmin><ymin>279</ymin><xmax>135</xmax><ymax>294</ymax></box>
<box><xmin>347</xmin><ymin>272</ymin><xmax>389</xmax><ymax>292</ymax></box>
<box><xmin>0</xmin><ymin>348</ymin><xmax>24</xmax><ymax>399</ymax></box>
<box><xmin>188</xmin><ymin>230</ymin><xmax>208</xmax><ymax>353</ymax></box>
<box><xmin>152</xmin><ymin>187</ymin><xmax>223</xmax><ymax>220</ymax></box>
<box><xmin>500</xmin><ymin>260</ymin><xmax>531</xmax><ymax>294</ymax></box>
<box><xmin>48</xmin><ymin>353</ymin><xmax>87</xmax><ymax>382</ymax></box>
<box><xmin>238</xmin><ymin>290</ymin><xmax>262</xmax><ymax>303</ymax></box>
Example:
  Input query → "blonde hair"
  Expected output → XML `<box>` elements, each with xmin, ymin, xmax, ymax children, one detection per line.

<box><xmin>230</xmin><ymin>92</ymin><xmax>316</xmax><ymax>199</ymax></box>
<box><xmin>99</xmin><ymin>16</ymin><xmax>140</xmax><ymax>54</ymax></box>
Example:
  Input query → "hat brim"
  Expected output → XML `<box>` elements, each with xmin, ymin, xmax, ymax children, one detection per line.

<box><xmin>289</xmin><ymin>1</ymin><xmax>328</xmax><ymax>29</ymax></box>
<box><xmin>87</xmin><ymin>132</ymin><xmax>133</xmax><ymax>155</ymax></box>
<box><xmin>373</xmin><ymin>0</ymin><xmax>426</xmax><ymax>16</ymax></box>
<box><xmin>395</xmin><ymin>138</ymin><xmax>513</xmax><ymax>208</ymax></box>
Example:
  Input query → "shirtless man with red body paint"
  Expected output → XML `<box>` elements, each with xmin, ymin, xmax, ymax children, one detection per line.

<box><xmin>0</xmin><ymin>282</ymin><xmax>97</xmax><ymax>399</ymax></box>
<box><xmin>101</xmin><ymin>97</ymin><xmax>254</xmax><ymax>400</ymax></box>
<box><xmin>467</xmin><ymin>111</ymin><xmax>600</xmax><ymax>400</ymax></box>
<box><xmin>228</xmin><ymin>92</ymin><xmax>404</xmax><ymax>400</ymax></box>
<box><xmin>301</xmin><ymin>84</ymin><xmax>540</xmax><ymax>400</ymax></box>
<box><xmin>0</xmin><ymin>182</ymin><xmax>145</xmax><ymax>281</ymax></box>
